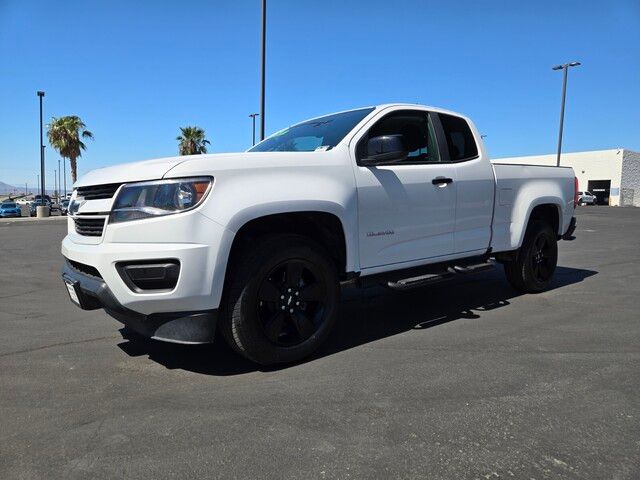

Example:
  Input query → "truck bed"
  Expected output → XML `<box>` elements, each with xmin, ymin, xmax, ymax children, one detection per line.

<box><xmin>490</xmin><ymin>162</ymin><xmax>575</xmax><ymax>252</ymax></box>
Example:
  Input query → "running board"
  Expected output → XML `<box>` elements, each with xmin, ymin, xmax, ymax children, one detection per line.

<box><xmin>386</xmin><ymin>260</ymin><xmax>495</xmax><ymax>290</ymax></box>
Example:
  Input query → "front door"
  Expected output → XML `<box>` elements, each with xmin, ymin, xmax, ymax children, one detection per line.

<box><xmin>353</xmin><ymin>109</ymin><xmax>457</xmax><ymax>268</ymax></box>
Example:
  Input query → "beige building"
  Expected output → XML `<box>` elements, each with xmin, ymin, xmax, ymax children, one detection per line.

<box><xmin>496</xmin><ymin>149</ymin><xmax>640</xmax><ymax>207</ymax></box>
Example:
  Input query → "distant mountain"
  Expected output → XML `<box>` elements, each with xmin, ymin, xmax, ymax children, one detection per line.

<box><xmin>0</xmin><ymin>181</ymin><xmax>19</xmax><ymax>194</ymax></box>
<box><xmin>0</xmin><ymin>182</ymin><xmax>58</xmax><ymax>196</ymax></box>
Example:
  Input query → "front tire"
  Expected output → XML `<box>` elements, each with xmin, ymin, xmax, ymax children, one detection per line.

<box><xmin>503</xmin><ymin>220</ymin><xmax>558</xmax><ymax>293</ymax></box>
<box><xmin>219</xmin><ymin>235</ymin><xmax>340</xmax><ymax>365</ymax></box>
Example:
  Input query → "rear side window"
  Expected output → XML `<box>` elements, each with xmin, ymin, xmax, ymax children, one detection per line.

<box><xmin>439</xmin><ymin>114</ymin><xmax>478</xmax><ymax>161</ymax></box>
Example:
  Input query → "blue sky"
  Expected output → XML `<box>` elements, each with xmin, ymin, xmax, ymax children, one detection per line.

<box><xmin>1</xmin><ymin>0</ymin><xmax>639</xmax><ymax>188</ymax></box>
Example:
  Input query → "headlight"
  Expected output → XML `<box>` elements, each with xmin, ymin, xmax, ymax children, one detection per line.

<box><xmin>109</xmin><ymin>177</ymin><xmax>212</xmax><ymax>224</ymax></box>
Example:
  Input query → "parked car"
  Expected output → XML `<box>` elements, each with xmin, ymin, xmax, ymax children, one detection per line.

<box><xmin>0</xmin><ymin>202</ymin><xmax>22</xmax><ymax>218</ymax></box>
<box><xmin>61</xmin><ymin>104</ymin><xmax>577</xmax><ymax>365</ymax></box>
<box><xmin>60</xmin><ymin>199</ymin><xmax>70</xmax><ymax>215</ymax></box>
<box><xmin>34</xmin><ymin>194</ymin><xmax>52</xmax><ymax>203</ymax></box>
<box><xmin>16</xmin><ymin>198</ymin><xmax>31</xmax><ymax>205</ymax></box>
<box><xmin>578</xmin><ymin>191</ymin><xmax>597</xmax><ymax>205</ymax></box>
<box><xmin>29</xmin><ymin>199</ymin><xmax>52</xmax><ymax>216</ymax></box>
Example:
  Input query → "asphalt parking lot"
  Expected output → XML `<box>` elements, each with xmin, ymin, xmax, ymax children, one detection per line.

<box><xmin>1</xmin><ymin>208</ymin><xmax>639</xmax><ymax>479</ymax></box>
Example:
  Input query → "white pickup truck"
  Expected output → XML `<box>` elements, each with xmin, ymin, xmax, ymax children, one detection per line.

<box><xmin>62</xmin><ymin>104</ymin><xmax>577</xmax><ymax>365</ymax></box>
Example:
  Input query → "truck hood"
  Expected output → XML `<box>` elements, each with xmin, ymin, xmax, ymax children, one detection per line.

<box><xmin>74</xmin><ymin>151</ymin><xmax>340</xmax><ymax>187</ymax></box>
<box><xmin>74</xmin><ymin>156</ymin><xmax>191</xmax><ymax>187</ymax></box>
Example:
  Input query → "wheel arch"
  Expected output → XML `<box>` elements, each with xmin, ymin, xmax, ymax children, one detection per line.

<box><xmin>517</xmin><ymin>200</ymin><xmax>562</xmax><ymax>248</ymax></box>
<box><xmin>208</xmin><ymin>205</ymin><xmax>356</xmax><ymax>310</ymax></box>
<box><xmin>229</xmin><ymin>210</ymin><xmax>349</xmax><ymax>271</ymax></box>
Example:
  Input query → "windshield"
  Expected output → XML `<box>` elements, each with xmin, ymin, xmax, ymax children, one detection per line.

<box><xmin>2</xmin><ymin>203</ymin><xmax>16</xmax><ymax>208</ymax></box>
<box><xmin>248</xmin><ymin>107</ymin><xmax>375</xmax><ymax>153</ymax></box>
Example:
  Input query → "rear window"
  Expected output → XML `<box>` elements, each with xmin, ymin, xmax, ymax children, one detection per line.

<box><xmin>439</xmin><ymin>113</ymin><xmax>478</xmax><ymax>161</ymax></box>
<box><xmin>2</xmin><ymin>203</ymin><xmax>16</xmax><ymax>208</ymax></box>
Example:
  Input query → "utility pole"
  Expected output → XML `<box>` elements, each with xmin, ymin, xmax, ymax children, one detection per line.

<box><xmin>259</xmin><ymin>0</ymin><xmax>266</xmax><ymax>141</ymax></box>
<box><xmin>63</xmin><ymin>158</ymin><xmax>67</xmax><ymax>198</ymax></box>
<box><xmin>37</xmin><ymin>91</ymin><xmax>45</xmax><ymax>202</ymax></box>
<box><xmin>249</xmin><ymin>113</ymin><xmax>259</xmax><ymax>145</ymax></box>
<box><xmin>552</xmin><ymin>62</ymin><xmax>581</xmax><ymax>167</ymax></box>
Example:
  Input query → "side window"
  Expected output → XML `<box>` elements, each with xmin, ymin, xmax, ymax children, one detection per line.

<box><xmin>358</xmin><ymin>110</ymin><xmax>440</xmax><ymax>163</ymax></box>
<box><xmin>439</xmin><ymin>113</ymin><xmax>478</xmax><ymax>161</ymax></box>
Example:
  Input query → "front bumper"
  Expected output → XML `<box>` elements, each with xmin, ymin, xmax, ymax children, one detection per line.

<box><xmin>61</xmin><ymin>210</ymin><xmax>231</xmax><ymax>315</ymax></box>
<box><xmin>62</xmin><ymin>261</ymin><xmax>217</xmax><ymax>344</ymax></box>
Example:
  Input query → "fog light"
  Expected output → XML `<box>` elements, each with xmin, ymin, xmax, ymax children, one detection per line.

<box><xmin>116</xmin><ymin>260</ymin><xmax>180</xmax><ymax>292</ymax></box>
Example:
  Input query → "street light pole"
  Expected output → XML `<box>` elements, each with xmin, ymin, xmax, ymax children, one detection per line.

<box><xmin>552</xmin><ymin>61</ymin><xmax>580</xmax><ymax>167</ymax></box>
<box><xmin>249</xmin><ymin>113</ymin><xmax>259</xmax><ymax>145</ymax></box>
<box><xmin>58</xmin><ymin>158</ymin><xmax>61</xmax><ymax>202</ymax></box>
<box><xmin>259</xmin><ymin>0</ymin><xmax>266</xmax><ymax>141</ymax></box>
<box><xmin>63</xmin><ymin>158</ymin><xmax>67</xmax><ymax>198</ymax></box>
<box><xmin>37</xmin><ymin>91</ymin><xmax>45</xmax><ymax>201</ymax></box>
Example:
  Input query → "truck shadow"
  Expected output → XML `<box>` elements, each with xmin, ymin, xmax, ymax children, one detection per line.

<box><xmin>117</xmin><ymin>266</ymin><xmax>597</xmax><ymax>376</ymax></box>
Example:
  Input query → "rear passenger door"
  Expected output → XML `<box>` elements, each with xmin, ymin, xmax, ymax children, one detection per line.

<box><xmin>437</xmin><ymin>113</ymin><xmax>495</xmax><ymax>254</ymax></box>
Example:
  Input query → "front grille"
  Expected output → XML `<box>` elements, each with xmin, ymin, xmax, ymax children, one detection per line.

<box><xmin>76</xmin><ymin>183</ymin><xmax>122</xmax><ymax>200</ymax></box>
<box><xmin>66</xmin><ymin>258</ymin><xmax>103</xmax><ymax>279</ymax></box>
<box><xmin>74</xmin><ymin>217</ymin><xmax>106</xmax><ymax>237</ymax></box>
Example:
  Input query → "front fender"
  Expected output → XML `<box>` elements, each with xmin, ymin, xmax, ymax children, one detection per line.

<box><xmin>191</xmin><ymin>164</ymin><xmax>359</xmax><ymax>307</ymax></box>
<box><xmin>204</xmin><ymin>199</ymin><xmax>358</xmax><ymax>310</ymax></box>
<box><xmin>223</xmin><ymin>199</ymin><xmax>358</xmax><ymax>271</ymax></box>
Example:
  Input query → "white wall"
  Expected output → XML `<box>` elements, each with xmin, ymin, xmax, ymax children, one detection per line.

<box><xmin>496</xmin><ymin>149</ymin><xmax>624</xmax><ymax>206</ymax></box>
<box><xmin>621</xmin><ymin>150</ymin><xmax>640</xmax><ymax>206</ymax></box>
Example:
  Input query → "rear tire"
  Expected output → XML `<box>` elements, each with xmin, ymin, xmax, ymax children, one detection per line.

<box><xmin>219</xmin><ymin>234</ymin><xmax>340</xmax><ymax>365</ymax></box>
<box><xmin>503</xmin><ymin>220</ymin><xmax>558</xmax><ymax>293</ymax></box>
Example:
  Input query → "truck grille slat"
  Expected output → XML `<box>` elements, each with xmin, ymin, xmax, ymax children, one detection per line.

<box><xmin>76</xmin><ymin>183</ymin><xmax>122</xmax><ymax>200</ymax></box>
<box><xmin>74</xmin><ymin>218</ymin><xmax>106</xmax><ymax>237</ymax></box>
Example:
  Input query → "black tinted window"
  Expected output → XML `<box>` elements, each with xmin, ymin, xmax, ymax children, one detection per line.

<box><xmin>359</xmin><ymin>110</ymin><xmax>440</xmax><ymax>163</ymax></box>
<box><xmin>439</xmin><ymin>114</ymin><xmax>478</xmax><ymax>161</ymax></box>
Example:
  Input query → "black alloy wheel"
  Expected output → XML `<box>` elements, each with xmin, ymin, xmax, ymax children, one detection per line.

<box><xmin>220</xmin><ymin>234</ymin><xmax>340</xmax><ymax>365</ymax></box>
<box><xmin>257</xmin><ymin>259</ymin><xmax>327</xmax><ymax>347</ymax></box>
<box><xmin>529</xmin><ymin>234</ymin><xmax>555</xmax><ymax>284</ymax></box>
<box><xmin>503</xmin><ymin>220</ymin><xmax>558</xmax><ymax>293</ymax></box>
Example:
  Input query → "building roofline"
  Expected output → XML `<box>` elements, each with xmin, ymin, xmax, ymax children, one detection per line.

<box><xmin>495</xmin><ymin>148</ymin><xmax>632</xmax><ymax>160</ymax></box>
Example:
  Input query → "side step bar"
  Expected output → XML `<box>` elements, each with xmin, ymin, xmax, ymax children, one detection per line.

<box><xmin>386</xmin><ymin>260</ymin><xmax>495</xmax><ymax>291</ymax></box>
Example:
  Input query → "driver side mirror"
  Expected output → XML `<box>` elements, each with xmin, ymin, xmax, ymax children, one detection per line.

<box><xmin>360</xmin><ymin>135</ymin><xmax>408</xmax><ymax>166</ymax></box>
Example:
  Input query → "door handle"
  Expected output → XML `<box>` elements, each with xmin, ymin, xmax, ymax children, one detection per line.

<box><xmin>432</xmin><ymin>177</ymin><xmax>453</xmax><ymax>186</ymax></box>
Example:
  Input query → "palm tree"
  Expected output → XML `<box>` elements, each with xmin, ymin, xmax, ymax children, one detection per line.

<box><xmin>177</xmin><ymin>126</ymin><xmax>210</xmax><ymax>155</ymax></box>
<box><xmin>47</xmin><ymin>116</ymin><xmax>94</xmax><ymax>183</ymax></box>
